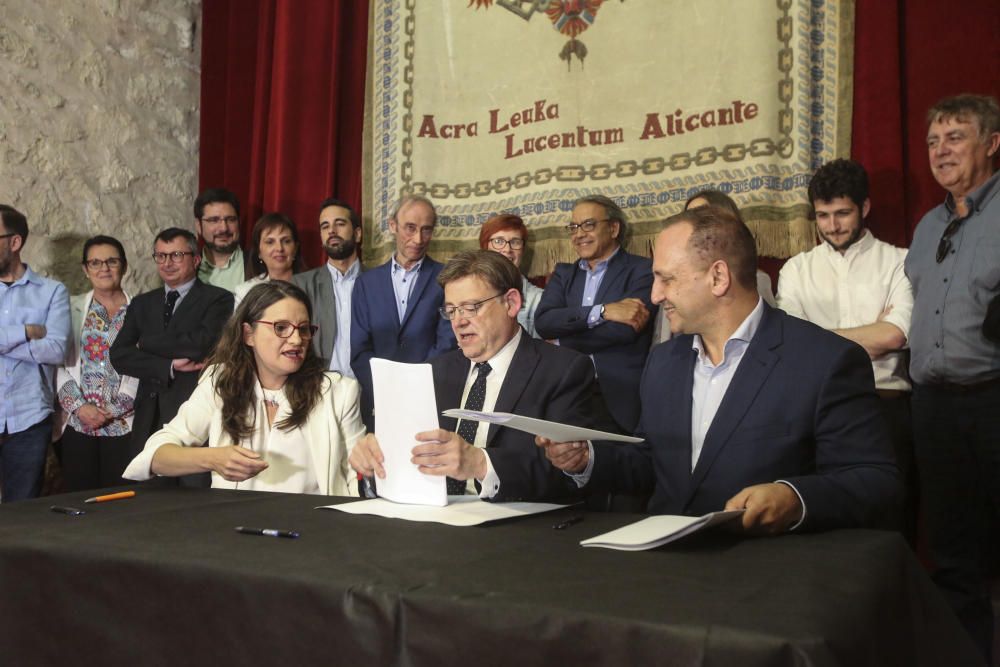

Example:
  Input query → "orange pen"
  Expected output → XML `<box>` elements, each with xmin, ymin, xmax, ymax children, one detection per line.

<box><xmin>83</xmin><ymin>490</ymin><xmax>136</xmax><ymax>504</ymax></box>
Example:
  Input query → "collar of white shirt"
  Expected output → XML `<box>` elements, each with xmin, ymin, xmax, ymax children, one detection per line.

<box><xmin>817</xmin><ymin>228</ymin><xmax>875</xmax><ymax>260</ymax></box>
<box><xmin>391</xmin><ymin>255</ymin><xmax>423</xmax><ymax>275</ymax></box>
<box><xmin>691</xmin><ymin>297</ymin><xmax>765</xmax><ymax>368</ymax></box>
<box><xmin>326</xmin><ymin>258</ymin><xmax>360</xmax><ymax>283</ymax></box>
<box><xmin>465</xmin><ymin>327</ymin><xmax>522</xmax><ymax>385</ymax></box>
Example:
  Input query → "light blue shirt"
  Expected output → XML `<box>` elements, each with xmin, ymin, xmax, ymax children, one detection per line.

<box><xmin>327</xmin><ymin>260</ymin><xmax>360</xmax><ymax>378</ymax></box>
<box><xmin>689</xmin><ymin>298</ymin><xmax>764</xmax><ymax>470</ymax></box>
<box><xmin>165</xmin><ymin>277</ymin><xmax>196</xmax><ymax>313</ymax></box>
<box><xmin>390</xmin><ymin>256</ymin><xmax>423</xmax><ymax>322</ymax></box>
<box><xmin>572</xmin><ymin>298</ymin><xmax>807</xmax><ymax>527</ymax></box>
<box><xmin>0</xmin><ymin>266</ymin><xmax>71</xmax><ymax>433</ymax></box>
<box><xmin>164</xmin><ymin>278</ymin><xmax>196</xmax><ymax>380</ymax></box>
<box><xmin>578</xmin><ymin>246</ymin><xmax>621</xmax><ymax>327</ymax></box>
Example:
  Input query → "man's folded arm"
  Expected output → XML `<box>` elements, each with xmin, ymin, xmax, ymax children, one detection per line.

<box><xmin>139</xmin><ymin>291</ymin><xmax>234</xmax><ymax>360</ymax></box>
<box><xmin>109</xmin><ymin>305</ymin><xmax>172</xmax><ymax>384</ymax></box>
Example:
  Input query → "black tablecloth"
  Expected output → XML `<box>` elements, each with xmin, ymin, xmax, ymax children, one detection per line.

<box><xmin>0</xmin><ymin>487</ymin><xmax>981</xmax><ymax>666</ymax></box>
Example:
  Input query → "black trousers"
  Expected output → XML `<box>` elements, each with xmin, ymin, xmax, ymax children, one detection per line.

<box><xmin>877</xmin><ymin>393</ymin><xmax>917</xmax><ymax>544</ymax></box>
<box><xmin>59</xmin><ymin>428</ymin><xmax>135</xmax><ymax>492</ymax></box>
<box><xmin>912</xmin><ymin>381</ymin><xmax>1000</xmax><ymax>664</ymax></box>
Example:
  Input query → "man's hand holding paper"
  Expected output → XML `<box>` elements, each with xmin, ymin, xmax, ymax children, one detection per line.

<box><xmin>412</xmin><ymin>428</ymin><xmax>487</xmax><ymax>481</ymax></box>
<box><xmin>535</xmin><ymin>436</ymin><xmax>589</xmax><ymax>474</ymax></box>
<box><xmin>350</xmin><ymin>429</ymin><xmax>488</xmax><ymax>483</ymax></box>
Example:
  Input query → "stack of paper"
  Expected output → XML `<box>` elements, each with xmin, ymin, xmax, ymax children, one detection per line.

<box><xmin>319</xmin><ymin>496</ymin><xmax>568</xmax><ymax>527</ymax></box>
<box><xmin>371</xmin><ymin>359</ymin><xmax>446</xmax><ymax>506</ymax></box>
<box><xmin>580</xmin><ymin>510</ymin><xmax>744</xmax><ymax>551</ymax></box>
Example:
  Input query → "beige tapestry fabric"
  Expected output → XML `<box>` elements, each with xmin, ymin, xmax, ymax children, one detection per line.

<box><xmin>363</xmin><ymin>0</ymin><xmax>854</xmax><ymax>275</ymax></box>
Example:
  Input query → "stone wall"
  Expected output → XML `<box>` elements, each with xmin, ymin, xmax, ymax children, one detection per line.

<box><xmin>0</xmin><ymin>0</ymin><xmax>201</xmax><ymax>295</ymax></box>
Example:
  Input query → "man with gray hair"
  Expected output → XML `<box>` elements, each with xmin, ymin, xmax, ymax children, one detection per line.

<box><xmin>904</xmin><ymin>93</ymin><xmax>1000</xmax><ymax>662</ymax></box>
<box><xmin>351</xmin><ymin>195</ymin><xmax>456</xmax><ymax>432</ymax></box>
<box><xmin>110</xmin><ymin>228</ymin><xmax>233</xmax><ymax>487</ymax></box>
<box><xmin>535</xmin><ymin>194</ymin><xmax>654</xmax><ymax>434</ymax></box>
<box><xmin>0</xmin><ymin>204</ymin><xmax>70</xmax><ymax>501</ymax></box>
<box><xmin>350</xmin><ymin>250</ymin><xmax>607</xmax><ymax>501</ymax></box>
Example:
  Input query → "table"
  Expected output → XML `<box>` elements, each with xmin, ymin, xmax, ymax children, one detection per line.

<box><xmin>0</xmin><ymin>487</ymin><xmax>981</xmax><ymax>666</ymax></box>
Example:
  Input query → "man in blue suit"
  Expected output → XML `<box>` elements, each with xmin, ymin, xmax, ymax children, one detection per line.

<box><xmin>351</xmin><ymin>195</ymin><xmax>456</xmax><ymax>431</ymax></box>
<box><xmin>539</xmin><ymin>206</ymin><xmax>900</xmax><ymax>532</ymax></box>
<box><xmin>535</xmin><ymin>195</ymin><xmax>654</xmax><ymax>433</ymax></box>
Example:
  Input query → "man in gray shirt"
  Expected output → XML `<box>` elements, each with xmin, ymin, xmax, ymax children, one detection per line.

<box><xmin>904</xmin><ymin>93</ymin><xmax>1000</xmax><ymax>664</ymax></box>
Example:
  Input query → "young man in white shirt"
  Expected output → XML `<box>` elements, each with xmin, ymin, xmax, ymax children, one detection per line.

<box><xmin>777</xmin><ymin>158</ymin><xmax>915</xmax><ymax>541</ymax></box>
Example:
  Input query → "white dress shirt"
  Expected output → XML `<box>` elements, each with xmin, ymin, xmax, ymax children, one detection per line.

<box><xmin>326</xmin><ymin>260</ymin><xmax>360</xmax><ymax>378</ymax></box>
<box><xmin>456</xmin><ymin>329</ymin><xmax>523</xmax><ymax>498</ymax></box>
<box><xmin>689</xmin><ymin>298</ymin><xmax>763</xmax><ymax>470</ymax></box>
<box><xmin>777</xmin><ymin>230</ymin><xmax>912</xmax><ymax>391</ymax></box>
<box><xmin>236</xmin><ymin>385</ymin><xmax>319</xmax><ymax>494</ymax></box>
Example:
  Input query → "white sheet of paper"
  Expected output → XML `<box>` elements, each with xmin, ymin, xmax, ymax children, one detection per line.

<box><xmin>318</xmin><ymin>496</ymin><xmax>569</xmax><ymax>526</ymax></box>
<box><xmin>372</xmin><ymin>359</ymin><xmax>446</xmax><ymax>506</ymax></box>
<box><xmin>441</xmin><ymin>409</ymin><xmax>644</xmax><ymax>444</ymax></box>
<box><xmin>580</xmin><ymin>510</ymin><xmax>745</xmax><ymax>551</ymax></box>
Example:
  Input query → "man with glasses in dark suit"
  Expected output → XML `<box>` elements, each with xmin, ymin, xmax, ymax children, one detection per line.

<box><xmin>535</xmin><ymin>194</ymin><xmax>654</xmax><ymax>435</ymax></box>
<box><xmin>349</xmin><ymin>250</ymin><xmax>607</xmax><ymax>502</ymax></box>
<box><xmin>904</xmin><ymin>94</ymin><xmax>1000</xmax><ymax>664</ymax></box>
<box><xmin>110</xmin><ymin>228</ymin><xmax>233</xmax><ymax>487</ymax></box>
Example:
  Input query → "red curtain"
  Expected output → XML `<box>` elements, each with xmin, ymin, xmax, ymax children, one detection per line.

<box><xmin>199</xmin><ymin>0</ymin><xmax>369</xmax><ymax>269</ymax></box>
<box><xmin>852</xmin><ymin>0</ymin><xmax>1000</xmax><ymax>248</ymax></box>
<box><xmin>199</xmin><ymin>0</ymin><xmax>998</xmax><ymax>271</ymax></box>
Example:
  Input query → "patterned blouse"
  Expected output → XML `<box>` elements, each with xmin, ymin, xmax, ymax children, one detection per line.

<box><xmin>58</xmin><ymin>300</ymin><xmax>134</xmax><ymax>437</ymax></box>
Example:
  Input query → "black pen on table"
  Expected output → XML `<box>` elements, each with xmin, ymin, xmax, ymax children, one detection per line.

<box><xmin>50</xmin><ymin>505</ymin><xmax>86</xmax><ymax>516</ymax></box>
<box><xmin>553</xmin><ymin>515</ymin><xmax>584</xmax><ymax>530</ymax></box>
<box><xmin>235</xmin><ymin>526</ymin><xmax>300</xmax><ymax>539</ymax></box>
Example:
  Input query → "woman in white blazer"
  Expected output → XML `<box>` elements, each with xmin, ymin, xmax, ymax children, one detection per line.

<box><xmin>56</xmin><ymin>236</ymin><xmax>139</xmax><ymax>491</ymax></box>
<box><xmin>124</xmin><ymin>281</ymin><xmax>365</xmax><ymax>495</ymax></box>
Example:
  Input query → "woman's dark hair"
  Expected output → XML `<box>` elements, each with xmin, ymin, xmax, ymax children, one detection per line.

<box><xmin>683</xmin><ymin>189</ymin><xmax>746</xmax><ymax>224</ymax></box>
<box><xmin>206</xmin><ymin>281</ymin><xmax>326</xmax><ymax>443</ymax></box>
<box><xmin>81</xmin><ymin>235</ymin><xmax>128</xmax><ymax>272</ymax></box>
<box><xmin>247</xmin><ymin>212</ymin><xmax>306</xmax><ymax>276</ymax></box>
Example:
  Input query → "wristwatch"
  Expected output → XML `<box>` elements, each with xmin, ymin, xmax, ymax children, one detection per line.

<box><xmin>599</xmin><ymin>304</ymin><xmax>606</xmax><ymax>321</ymax></box>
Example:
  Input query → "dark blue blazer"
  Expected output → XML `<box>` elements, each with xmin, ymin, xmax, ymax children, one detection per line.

<box><xmin>534</xmin><ymin>248</ymin><xmax>654</xmax><ymax>432</ymax></box>
<box><xmin>350</xmin><ymin>256</ymin><xmax>456</xmax><ymax>431</ymax></box>
<box><xmin>590</xmin><ymin>304</ymin><xmax>900</xmax><ymax>530</ymax></box>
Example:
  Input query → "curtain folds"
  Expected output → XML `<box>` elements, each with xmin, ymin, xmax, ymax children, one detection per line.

<box><xmin>199</xmin><ymin>0</ymin><xmax>369</xmax><ymax>268</ymax></box>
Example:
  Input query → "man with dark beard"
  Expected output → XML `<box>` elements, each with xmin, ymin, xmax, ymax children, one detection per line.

<box><xmin>194</xmin><ymin>188</ymin><xmax>250</xmax><ymax>292</ymax></box>
<box><xmin>777</xmin><ymin>158</ymin><xmax>915</xmax><ymax>542</ymax></box>
<box><xmin>293</xmin><ymin>197</ymin><xmax>362</xmax><ymax>378</ymax></box>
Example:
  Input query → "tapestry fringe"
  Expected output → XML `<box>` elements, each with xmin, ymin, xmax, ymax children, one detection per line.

<box><xmin>362</xmin><ymin>218</ymin><xmax>818</xmax><ymax>280</ymax></box>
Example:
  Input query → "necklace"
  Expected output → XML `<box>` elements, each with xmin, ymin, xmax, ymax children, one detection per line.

<box><xmin>261</xmin><ymin>387</ymin><xmax>282</xmax><ymax>409</ymax></box>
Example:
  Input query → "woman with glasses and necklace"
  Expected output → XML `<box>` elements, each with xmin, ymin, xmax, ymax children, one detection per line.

<box><xmin>233</xmin><ymin>212</ymin><xmax>306</xmax><ymax>310</ymax></box>
<box><xmin>123</xmin><ymin>281</ymin><xmax>365</xmax><ymax>494</ymax></box>
<box><xmin>56</xmin><ymin>236</ymin><xmax>139</xmax><ymax>491</ymax></box>
<box><xmin>478</xmin><ymin>214</ymin><xmax>543</xmax><ymax>338</ymax></box>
